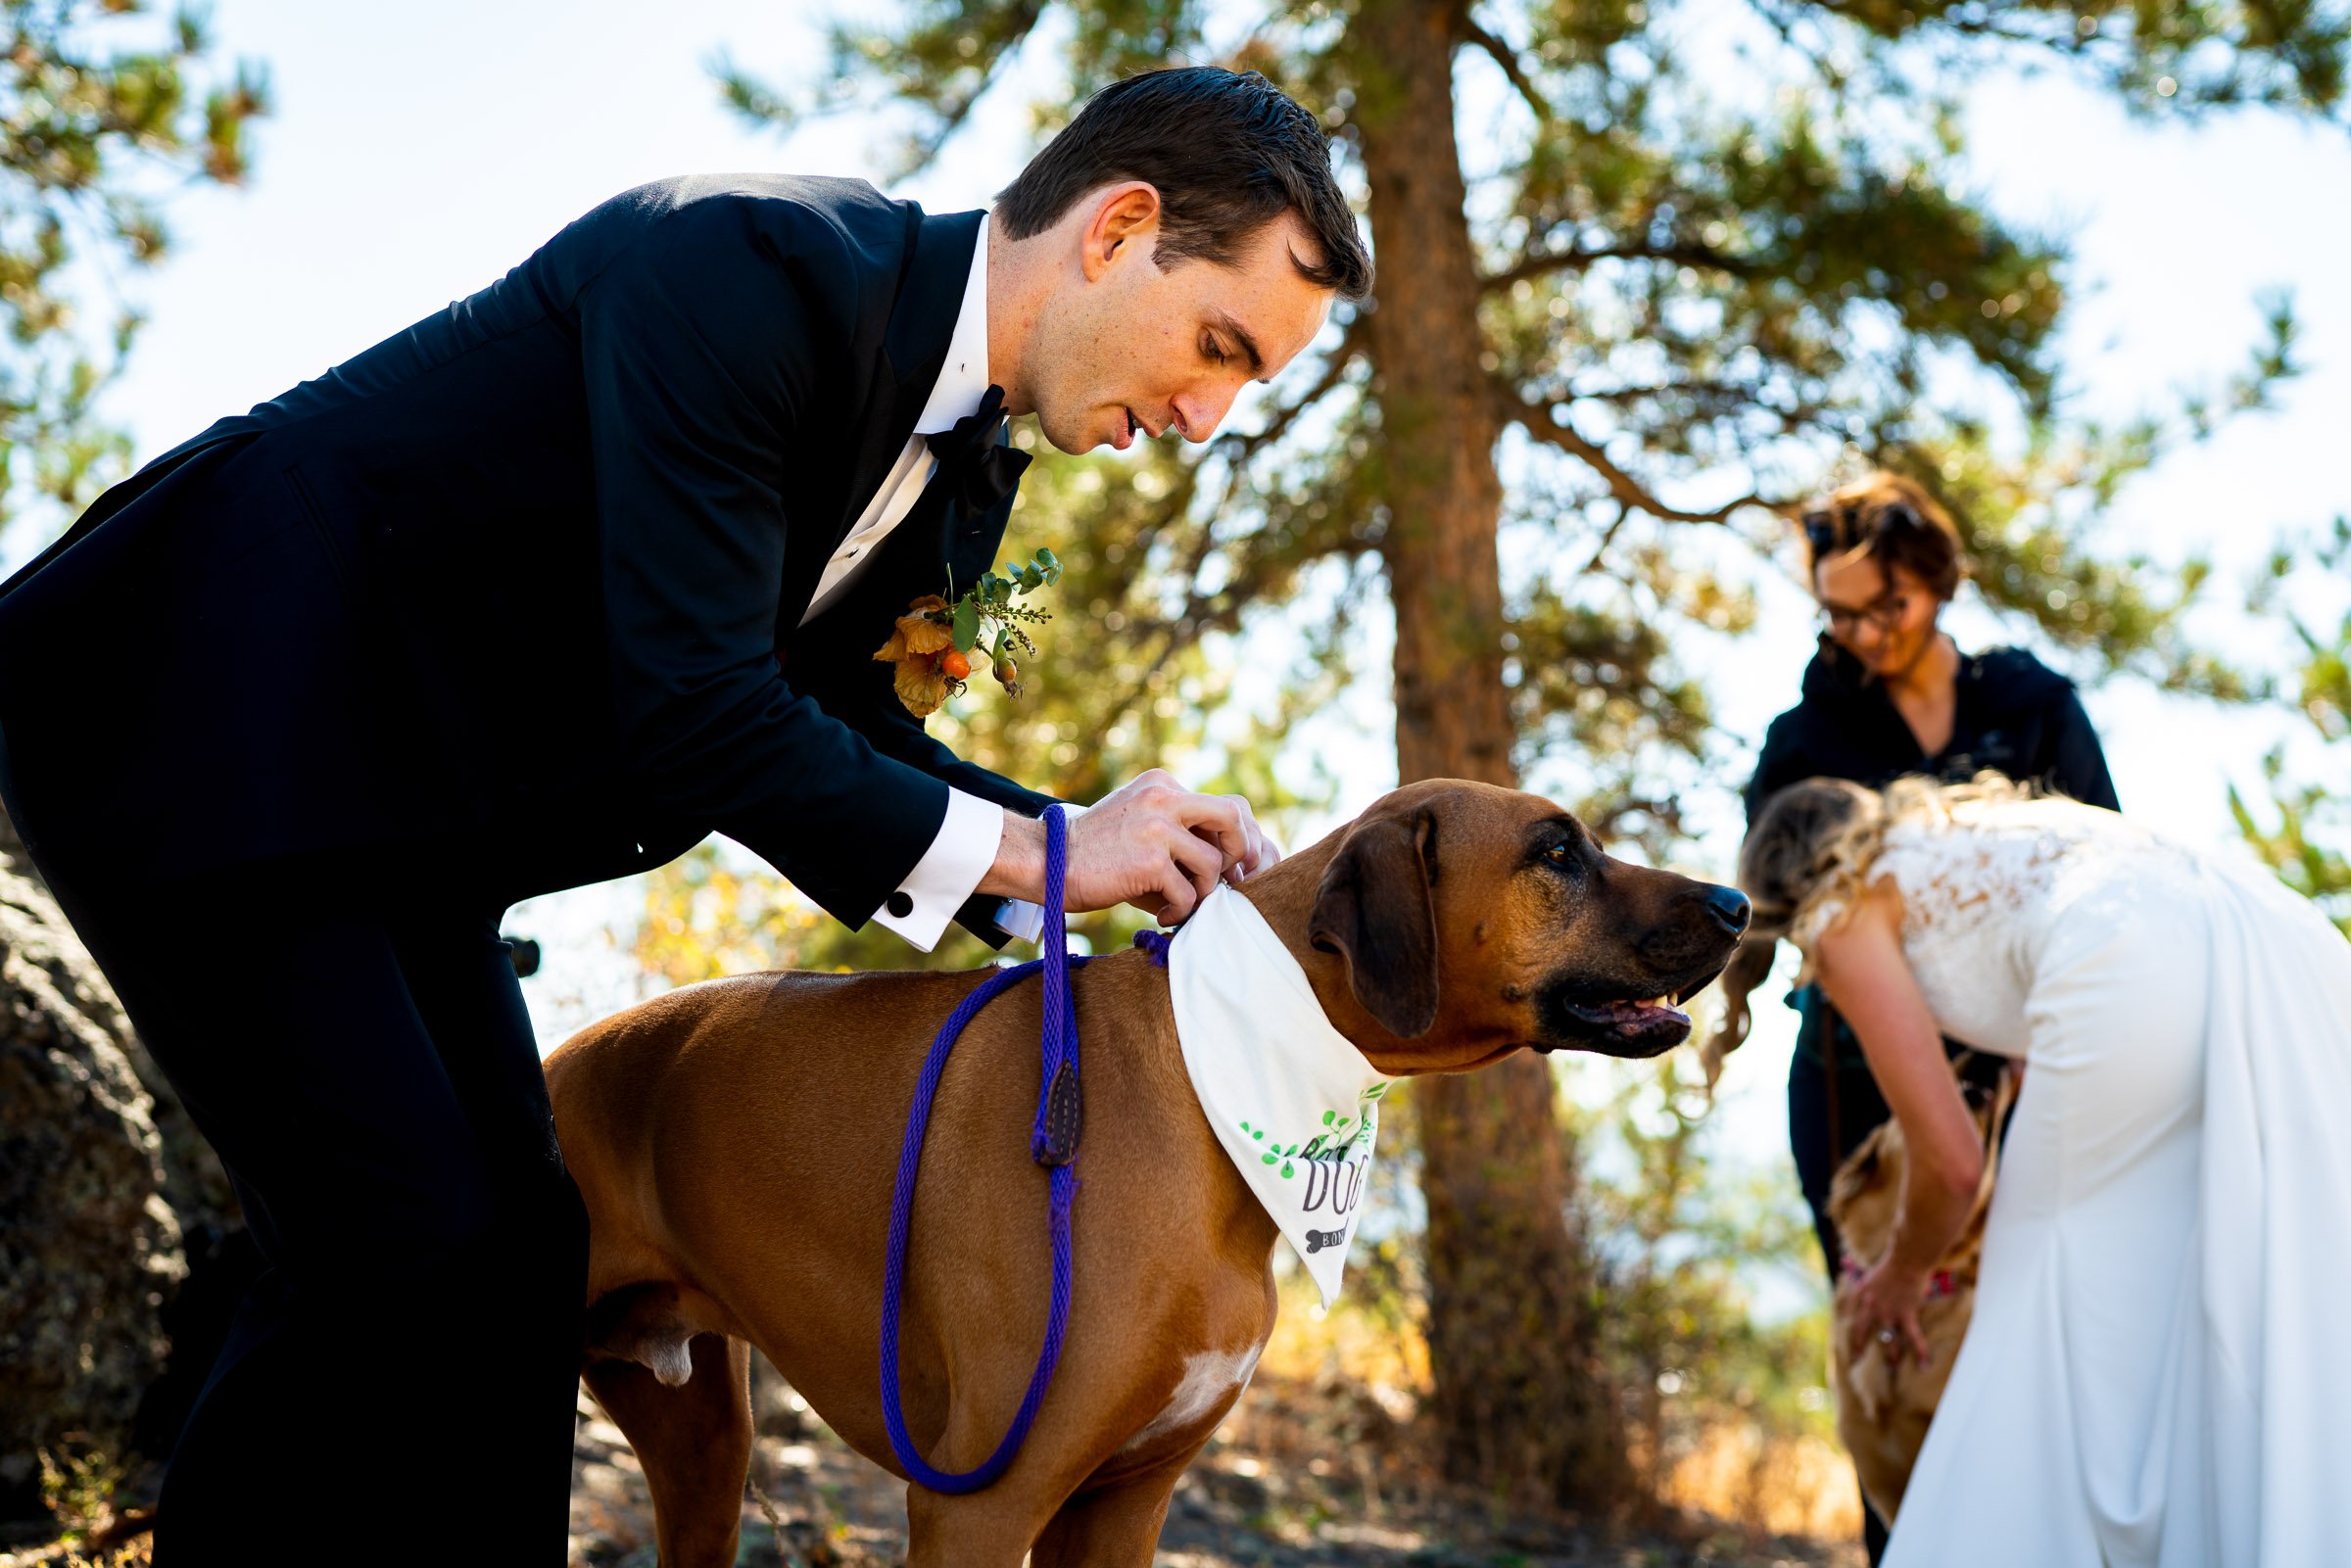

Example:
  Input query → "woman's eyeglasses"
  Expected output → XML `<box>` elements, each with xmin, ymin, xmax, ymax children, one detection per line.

<box><xmin>1818</xmin><ymin>589</ymin><xmax>1911</xmax><ymax>637</ymax></box>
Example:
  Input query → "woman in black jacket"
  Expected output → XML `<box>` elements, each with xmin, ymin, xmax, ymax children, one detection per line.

<box><xmin>1740</xmin><ymin>471</ymin><xmax>2119</xmax><ymax>1560</ymax></box>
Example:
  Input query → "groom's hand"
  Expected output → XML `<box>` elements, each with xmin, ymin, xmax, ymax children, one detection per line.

<box><xmin>980</xmin><ymin>769</ymin><xmax>1279</xmax><ymax>925</ymax></box>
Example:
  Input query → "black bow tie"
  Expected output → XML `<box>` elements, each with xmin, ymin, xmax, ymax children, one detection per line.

<box><xmin>925</xmin><ymin>383</ymin><xmax>1032</xmax><ymax>515</ymax></box>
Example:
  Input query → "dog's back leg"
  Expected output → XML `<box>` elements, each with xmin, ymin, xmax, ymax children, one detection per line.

<box><xmin>582</xmin><ymin>1331</ymin><xmax>752</xmax><ymax>1568</ymax></box>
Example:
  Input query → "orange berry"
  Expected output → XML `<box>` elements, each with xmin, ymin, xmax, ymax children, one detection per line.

<box><xmin>940</xmin><ymin>650</ymin><xmax>973</xmax><ymax>680</ymax></box>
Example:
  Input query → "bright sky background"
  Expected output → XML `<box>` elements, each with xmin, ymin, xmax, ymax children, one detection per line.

<box><xmin>15</xmin><ymin>0</ymin><xmax>2346</xmax><ymax>1311</ymax></box>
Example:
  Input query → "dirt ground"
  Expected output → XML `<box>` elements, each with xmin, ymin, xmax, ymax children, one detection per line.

<box><xmin>568</xmin><ymin>1357</ymin><xmax>1866</xmax><ymax>1568</ymax></box>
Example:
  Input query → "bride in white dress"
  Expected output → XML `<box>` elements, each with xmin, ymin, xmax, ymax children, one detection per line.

<box><xmin>1711</xmin><ymin>775</ymin><xmax>2351</xmax><ymax>1566</ymax></box>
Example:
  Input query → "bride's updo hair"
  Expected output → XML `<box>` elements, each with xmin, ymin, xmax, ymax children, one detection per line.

<box><xmin>1739</xmin><ymin>778</ymin><xmax>1882</xmax><ymax>940</ymax></box>
<box><xmin>1699</xmin><ymin>772</ymin><xmax>2034</xmax><ymax>1087</ymax></box>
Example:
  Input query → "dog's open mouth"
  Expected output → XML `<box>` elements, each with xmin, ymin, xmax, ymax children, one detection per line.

<box><xmin>1535</xmin><ymin>964</ymin><xmax>1727</xmax><ymax>1059</ymax></box>
<box><xmin>1550</xmin><ymin>991</ymin><xmax>1693</xmax><ymax>1052</ymax></box>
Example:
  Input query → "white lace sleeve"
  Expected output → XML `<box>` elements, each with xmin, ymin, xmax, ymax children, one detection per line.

<box><xmin>1794</xmin><ymin>894</ymin><xmax>1850</xmax><ymax>951</ymax></box>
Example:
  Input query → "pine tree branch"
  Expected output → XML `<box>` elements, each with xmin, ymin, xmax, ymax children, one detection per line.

<box><xmin>1481</xmin><ymin>240</ymin><xmax>1756</xmax><ymax>294</ymax></box>
<box><xmin>1497</xmin><ymin>378</ymin><xmax>1769</xmax><ymax>526</ymax></box>
<box><xmin>1459</xmin><ymin>13</ymin><xmax>1553</xmax><ymax>121</ymax></box>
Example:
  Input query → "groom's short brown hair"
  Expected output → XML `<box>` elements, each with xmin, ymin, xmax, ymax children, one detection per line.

<box><xmin>995</xmin><ymin>67</ymin><xmax>1372</xmax><ymax>303</ymax></box>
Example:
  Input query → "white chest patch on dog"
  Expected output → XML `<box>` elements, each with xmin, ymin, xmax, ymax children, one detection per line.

<box><xmin>1168</xmin><ymin>886</ymin><xmax>1391</xmax><ymax>1305</ymax></box>
<box><xmin>1123</xmin><ymin>1341</ymin><xmax>1264</xmax><ymax>1452</ymax></box>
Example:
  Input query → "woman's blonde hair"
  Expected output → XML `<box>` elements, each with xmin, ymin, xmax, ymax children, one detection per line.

<box><xmin>1699</xmin><ymin>772</ymin><xmax>2034</xmax><ymax>1086</ymax></box>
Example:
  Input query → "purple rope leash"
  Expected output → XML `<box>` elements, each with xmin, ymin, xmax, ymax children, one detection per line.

<box><xmin>879</xmin><ymin>804</ymin><xmax>1093</xmax><ymax>1494</ymax></box>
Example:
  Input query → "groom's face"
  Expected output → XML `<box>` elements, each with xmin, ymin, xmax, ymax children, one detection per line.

<box><xmin>1029</xmin><ymin>193</ymin><xmax>1334</xmax><ymax>455</ymax></box>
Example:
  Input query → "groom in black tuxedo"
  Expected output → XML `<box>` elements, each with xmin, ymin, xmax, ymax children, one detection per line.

<box><xmin>0</xmin><ymin>67</ymin><xmax>1369</xmax><ymax>1562</ymax></box>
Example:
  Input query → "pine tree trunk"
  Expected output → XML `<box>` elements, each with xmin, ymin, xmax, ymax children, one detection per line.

<box><xmin>1349</xmin><ymin>0</ymin><xmax>1630</xmax><ymax>1506</ymax></box>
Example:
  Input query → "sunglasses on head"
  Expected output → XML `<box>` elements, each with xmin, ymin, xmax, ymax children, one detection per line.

<box><xmin>1802</xmin><ymin>499</ymin><xmax>1922</xmax><ymax>558</ymax></box>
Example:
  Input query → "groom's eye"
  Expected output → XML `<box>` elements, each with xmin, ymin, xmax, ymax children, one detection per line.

<box><xmin>1200</xmin><ymin>333</ymin><xmax>1229</xmax><ymax>365</ymax></box>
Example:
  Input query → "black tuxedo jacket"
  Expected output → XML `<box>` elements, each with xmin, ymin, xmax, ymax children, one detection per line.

<box><xmin>0</xmin><ymin>174</ymin><xmax>1053</xmax><ymax>930</ymax></box>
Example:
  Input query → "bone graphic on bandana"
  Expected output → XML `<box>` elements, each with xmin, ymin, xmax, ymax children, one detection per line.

<box><xmin>1304</xmin><ymin>1228</ymin><xmax>1349</xmax><ymax>1254</ymax></box>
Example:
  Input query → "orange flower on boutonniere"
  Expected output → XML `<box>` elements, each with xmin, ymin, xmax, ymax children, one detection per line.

<box><xmin>873</xmin><ymin>594</ymin><xmax>957</xmax><ymax>716</ymax></box>
<box><xmin>872</xmin><ymin>549</ymin><xmax>1062</xmax><ymax>718</ymax></box>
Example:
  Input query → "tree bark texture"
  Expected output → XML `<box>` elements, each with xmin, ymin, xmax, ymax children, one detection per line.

<box><xmin>1350</xmin><ymin>0</ymin><xmax>1630</xmax><ymax>1505</ymax></box>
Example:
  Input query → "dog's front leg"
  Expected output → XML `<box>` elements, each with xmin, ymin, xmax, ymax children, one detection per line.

<box><xmin>902</xmin><ymin>1482</ymin><xmax>1065</xmax><ymax>1568</ymax></box>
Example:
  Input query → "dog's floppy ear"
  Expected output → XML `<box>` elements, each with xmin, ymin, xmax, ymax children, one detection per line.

<box><xmin>1308</xmin><ymin>809</ymin><xmax>1439</xmax><ymax>1038</ymax></box>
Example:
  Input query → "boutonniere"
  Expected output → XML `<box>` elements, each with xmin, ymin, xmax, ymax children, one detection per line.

<box><xmin>873</xmin><ymin>548</ymin><xmax>1063</xmax><ymax>718</ymax></box>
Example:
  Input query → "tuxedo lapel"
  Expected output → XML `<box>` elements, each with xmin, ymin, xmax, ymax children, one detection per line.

<box><xmin>777</xmin><ymin>204</ymin><xmax>986</xmax><ymax>624</ymax></box>
<box><xmin>842</xmin><ymin>205</ymin><xmax>984</xmax><ymax>534</ymax></box>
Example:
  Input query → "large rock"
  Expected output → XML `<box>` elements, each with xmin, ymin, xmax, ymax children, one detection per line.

<box><xmin>0</xmin><ymin>808</ymin><xmax>240</xmax><ymax>1519</ymax></box>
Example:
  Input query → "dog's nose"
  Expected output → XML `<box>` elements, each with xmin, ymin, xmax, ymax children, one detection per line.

<box><xmin>1702</xmin><ymin>885</ymin><xmax>1751</xmax><ymax>936</ymax></box>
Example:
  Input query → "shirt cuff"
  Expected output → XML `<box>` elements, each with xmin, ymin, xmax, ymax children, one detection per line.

<box><xmin>992</xmin><ymin>801</ymin><xmax>1089</xmax><ymax>944</ymax></box>
<box><xmin>873</xmin><ymin>787</ymin><xmax>1003</xmax><ymax>952</ymax></box>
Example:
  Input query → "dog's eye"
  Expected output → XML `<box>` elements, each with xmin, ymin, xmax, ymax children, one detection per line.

<box><xmin>1545</xmin><ymin>841</ymin><xmax>1572</xmax><ymax>865</ymax></box>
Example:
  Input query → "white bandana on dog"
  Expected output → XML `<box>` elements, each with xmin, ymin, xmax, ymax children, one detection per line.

<box><xmin>1166</xmin><ymin>884</ymin><xmax>1391</xmax><ymax>1307</ymax></box>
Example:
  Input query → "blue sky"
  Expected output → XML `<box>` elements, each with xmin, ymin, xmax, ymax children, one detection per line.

<box><xmin>18</xmin><ymin>0</ymin><xmax>2348</xmax><ymax>1283</ymax></box>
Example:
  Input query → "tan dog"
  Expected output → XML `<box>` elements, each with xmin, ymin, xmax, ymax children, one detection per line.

<box><xmin>543</xmin><ymin>780</ymin><xmax>1751</xmax><ymax>1566</ymax></box>
<box><xmin>1826</xmin><ymin>1059</ymin><xmax>2018</xmax><ymax>1524</ymax></box>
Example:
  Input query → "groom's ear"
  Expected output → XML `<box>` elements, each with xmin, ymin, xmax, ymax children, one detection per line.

<box><xmin>1309</xmin><ymin>807</ymin><xmax>1440</xmax><ymax>1039</ymax></box>
<box><xmin>1080</xmin><ymin>181</ymin><xmax>1164</xmax><ymax>281</ymax></box>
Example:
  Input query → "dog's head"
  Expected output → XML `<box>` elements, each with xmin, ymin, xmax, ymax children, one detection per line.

<box><xmin>1276</xmin><ymin>780</ymin><xmax>1750</xmax><ymax>1074</ymax></box>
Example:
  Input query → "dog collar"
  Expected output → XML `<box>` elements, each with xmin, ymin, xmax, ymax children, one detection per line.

<box><xmin>1166</xmin><ymin>885</ymin><xmax>1391</xmax><ymax>1307</ymax></box>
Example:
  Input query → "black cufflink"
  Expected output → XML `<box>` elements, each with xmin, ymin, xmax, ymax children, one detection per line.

<box><xmin>887</xmin><ymin>891</ymin><xmax>914</xmax><ymax>919</ymax></box>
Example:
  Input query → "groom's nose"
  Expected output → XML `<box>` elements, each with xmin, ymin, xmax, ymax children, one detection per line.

<box><xmin>1172</xmin><ymin>380</ymin><xmax>1242</xmax><ymax>443</ymax></box>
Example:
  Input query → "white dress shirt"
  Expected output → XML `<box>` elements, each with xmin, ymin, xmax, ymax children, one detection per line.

<box><xmin>801</xmin><ymin>214</ymin><xmax>1059</xmax><ymax>950</ymax></box>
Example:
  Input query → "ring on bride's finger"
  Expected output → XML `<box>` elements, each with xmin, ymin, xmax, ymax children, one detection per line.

<box><xmin>1877</xmin><ymin>1328</ymin><xmax>1898</xmax><ymax>1346</ymax></box>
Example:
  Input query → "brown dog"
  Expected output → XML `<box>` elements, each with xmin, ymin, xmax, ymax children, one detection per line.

<box><xmin>543</xmin><ymin>779</ymin><xmax>1750</xmax><ymax>1566</ymax></box>
<box><xmin>1826</xmin><ymin>1059</ymin><xmax>2018</xmax><ymax>1524</ymax></box>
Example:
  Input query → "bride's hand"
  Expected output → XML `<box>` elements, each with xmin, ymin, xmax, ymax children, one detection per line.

<box><xmin>1845</xmin><ymin>1259</ymin><xmax>1933</xmax><ymax>1368</ymax></box>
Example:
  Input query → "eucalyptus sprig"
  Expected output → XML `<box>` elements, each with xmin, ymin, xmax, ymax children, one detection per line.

<box><xmin>933</xmin><ymin>547</ymin><xmax>1062</xmax><ymax>695</ymax></box>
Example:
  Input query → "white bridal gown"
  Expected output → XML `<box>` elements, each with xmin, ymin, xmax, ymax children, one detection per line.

<box><xmin>1800</xmin><ymin>796</ymin><xmax>2351</xmax><ymax>1567</ymax></box>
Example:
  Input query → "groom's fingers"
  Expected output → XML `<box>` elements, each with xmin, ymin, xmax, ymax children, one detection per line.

<box><xmin>1222</xmin><ymin>793</ymin><xmax>1279</xmax><ymax>882</ymax></box>
<box><xmin>1077</xmin><ymin>771</ymin><xmax>1278</xmax><ymax>919</ymax></box>
<box><xmin>1173</xmin><ymin>790</ymin><xmax>1253</xmax><ymax>875</ymax></box>
<box><xmin>1158</xmin><ymin>821</ymin><xmax>1225</xmax><ymax>921</ymax></box>
<box><xmin>1146</xmin><ymin>854</ymin><xmax>1200</xmax><ymax>926</ymax></box>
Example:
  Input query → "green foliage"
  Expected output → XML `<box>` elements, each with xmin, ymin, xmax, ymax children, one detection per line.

<box><xmin>1564</xmin><ymin>1052</ymin><xmax>1839</xmax><ymax>1482</ymax></box>
<box><xmin>2230</xmin><ymin>755</ymin><xmax>2351</xmax><ymax>935</ymax></box>
<box><xmin>35</xmin><ymin>1432</ymin><xmax>125</xmax><ymax>1545</ymax></box>
<box><xmin>2230</xmin><ymin>517</ymin><xmax>2351</xmax><ymax>935</ymax></box>
<box><xmin>0</xmin><ymin>1</ymin><xmax>267</xmax><ymax>536</ymax></box>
